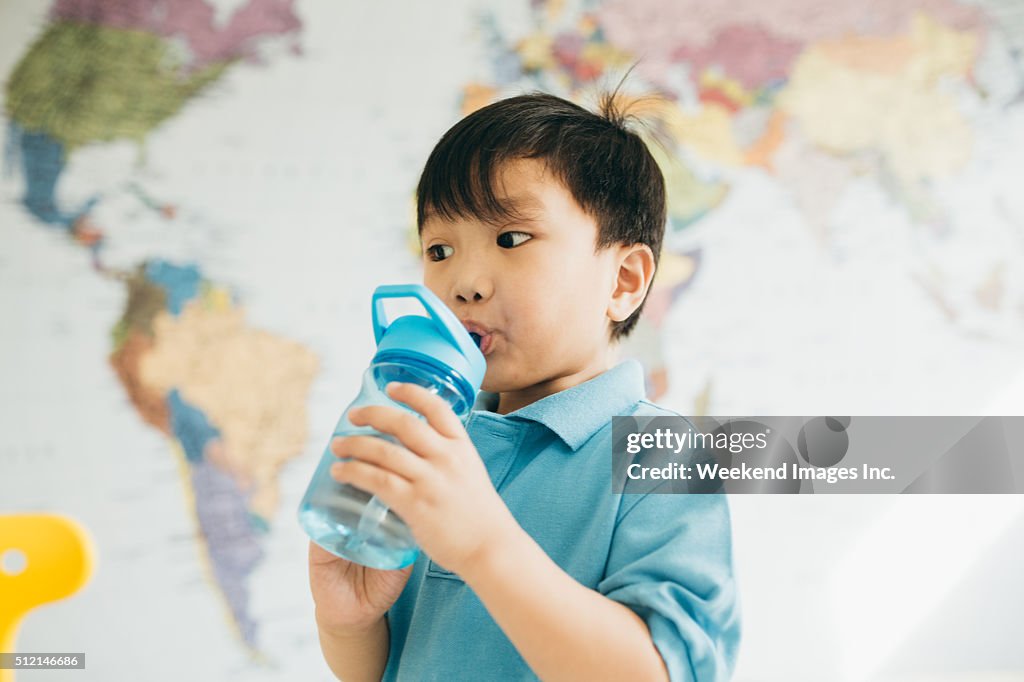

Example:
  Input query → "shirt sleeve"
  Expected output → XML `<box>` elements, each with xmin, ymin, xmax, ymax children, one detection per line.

<box><xmin>597</xmin><ymin>490</ymin><xmax>741</xmax><ymax>681</ymax></box>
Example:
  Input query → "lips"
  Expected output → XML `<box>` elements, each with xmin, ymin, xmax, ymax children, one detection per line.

<box><xmin>461</xmin><ymin>320</ymin><xmax>496</xmax><ymax>356</ymax></box>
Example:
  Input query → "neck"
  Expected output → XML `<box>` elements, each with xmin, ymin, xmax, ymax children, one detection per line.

<box><xmin>495</xmin><ymin>345</ymin><xmax>618</xmax><ymax>415</ymax></box>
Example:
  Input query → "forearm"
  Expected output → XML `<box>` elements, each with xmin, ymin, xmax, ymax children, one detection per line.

<box><xmin>316</xmin><ymin>612</ymin><xmax>390</xmax><ymax>682</ymax></box>
<box><xmin>461</xmin><ymin>524</ymin><xmax>669</xmax><ymax>682</ymax></box>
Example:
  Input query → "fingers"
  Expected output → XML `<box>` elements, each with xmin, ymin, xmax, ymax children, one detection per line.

<box><xmin>348</xmin><ymin>386</ymin><xmax>463</xmax><ymax>457</ymax></box>
<box><xmin>383</xmin><ymin>382</ymin><xmax>465</xmax><ymax>440</ymax></box>
<box><xmin>331</xmin><ymin>459</ymin><xmax>412</xmax><ymax>514</ymax></box>
<box><xmin>331</xmin><ymin>435</ymin><xmax>429</xmax><ymax>482</ymax></box>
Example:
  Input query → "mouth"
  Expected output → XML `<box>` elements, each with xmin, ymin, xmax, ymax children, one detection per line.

<box><xmin>461</xmin><ymin>320</ymin><xmax>496</xmax><ymax>356</ymax></box>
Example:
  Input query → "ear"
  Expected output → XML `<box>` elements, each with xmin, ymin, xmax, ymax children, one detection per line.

<box><xmin>607</xmin><ymin>244</ymin><xmax>656</xmax><ymax>323</ymax></box>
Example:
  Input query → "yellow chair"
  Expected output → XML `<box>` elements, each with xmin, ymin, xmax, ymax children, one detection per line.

<box><xmin>0</xmin><ymin>514</ymin><xmax>94</xmax><ymax>682</ymax></box>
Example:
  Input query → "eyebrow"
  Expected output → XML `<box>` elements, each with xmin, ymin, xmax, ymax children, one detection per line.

<box><xmin>422</xmin><ymin>194</ymin><xmax>544</xmax><ymax>236</ymax></box>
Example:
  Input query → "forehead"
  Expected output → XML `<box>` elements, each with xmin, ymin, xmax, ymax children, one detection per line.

<box><xmin>421</xmin><ymin>159</ymin><xmax>561</xmax><ymax>234</ymax></box>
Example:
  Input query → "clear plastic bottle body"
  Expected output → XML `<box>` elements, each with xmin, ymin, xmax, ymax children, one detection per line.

<box><xmin>298</xmin><ymin>358</ymin><xmax>473</xmax><ymax>569</ymax></box>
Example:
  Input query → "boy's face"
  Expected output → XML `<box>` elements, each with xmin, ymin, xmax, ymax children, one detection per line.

<box><xmin>420</xmin><ymin>158</ymin><xmax>625</xmax><ymax>395</ymax></box>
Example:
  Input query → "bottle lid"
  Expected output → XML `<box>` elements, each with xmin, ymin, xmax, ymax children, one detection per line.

<box><xmin>370</xmin><ymin>284</ymin><xmax>486</xmax><ymax>403</ymax></box>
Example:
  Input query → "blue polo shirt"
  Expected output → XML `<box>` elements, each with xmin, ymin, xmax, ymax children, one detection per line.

<box><xmin>382</xmin><ymin>358</ymin><xmax>741</xmax><ymax>681</ymax></box>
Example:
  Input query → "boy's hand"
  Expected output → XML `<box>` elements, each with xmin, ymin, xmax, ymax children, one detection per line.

<box><xmin>308</xmin><ymin>540</ymin><xmax>412</xmax><ymax>635</ymax></box>
<box><xmin>330</xmin><ymin>382</ymin><xmax>518</xmax><ymax>576</ymax></box>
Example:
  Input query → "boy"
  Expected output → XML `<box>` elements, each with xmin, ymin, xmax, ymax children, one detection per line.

<box><xmin>309</xmin><ymin>91</ymin><xmax>740</xmax><ymax>681</ymax></box>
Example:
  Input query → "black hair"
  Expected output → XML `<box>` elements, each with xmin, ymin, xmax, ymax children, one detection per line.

<box><xmin>415</xmin><ymin>85</ymin><xmax>667</xmax><ymax>343</ymax></box>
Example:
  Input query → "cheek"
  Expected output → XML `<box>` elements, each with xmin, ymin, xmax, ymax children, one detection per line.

<box><xmin>516</xmin><ymin>287</ymin><xmax>587</xmax><ymax>341</ymax></box>
<box><xmin>502</xmin><ymin>251</ymin><xmax>600</xmax><ymax>336</ymax></box>
<box><xmin>501</xmin><ymin>288</ymin><xmax>549</xmax><ymax>343</ymax></box>
<box><xmin>529</xmin><ymin>260</ymin><xmax>596</xmax><ymax>312</ymax></box>
<box><xmin>422</xmin><ymin>271</ymin><xmax>454</xmax><ymax>306</ymax></box>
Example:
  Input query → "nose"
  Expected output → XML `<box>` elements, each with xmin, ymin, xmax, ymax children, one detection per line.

<box><xmin>453</xmin><ymin>269</ymin><xmax>494</xmax><ymax>304</ymax></box>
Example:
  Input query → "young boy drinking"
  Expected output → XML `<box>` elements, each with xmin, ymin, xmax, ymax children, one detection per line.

<box><xmin>309</xmin><ymin>91</ymin><xmax>741</xmax><ymax>681</ymax></box>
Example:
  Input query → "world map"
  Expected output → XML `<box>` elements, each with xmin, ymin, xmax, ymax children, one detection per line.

<box><xmin>1</xmin><ymin>0</ymin><xmax>1021</xmax><ymax>679</ymax></box>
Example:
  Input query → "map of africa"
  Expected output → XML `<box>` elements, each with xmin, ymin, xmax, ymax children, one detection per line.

<box><xmin>1</xmin><ymin>0</ymin><xmax>1022</xmax><ymax>680</ymax></box>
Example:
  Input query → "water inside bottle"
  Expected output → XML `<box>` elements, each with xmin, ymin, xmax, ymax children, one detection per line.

<box><xmin>299</xmin><ymin>490</ymin><xmax>418</xmax><ymax>569</ymax></box>
<box><xmin>298</xmin><ymin>361</ymin><xmax>472</xmax><ymax>569</ymax></box>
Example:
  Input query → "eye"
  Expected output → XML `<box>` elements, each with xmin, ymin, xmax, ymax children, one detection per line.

<box><xmin>497</xmin><ymin>231</ymin><xmax>532</xmax><ymax>248</ymax></box>
<box><xmin>426</xmin><ymin>244</ymin><xmax>454</xmax><ymax>261</ymax></box>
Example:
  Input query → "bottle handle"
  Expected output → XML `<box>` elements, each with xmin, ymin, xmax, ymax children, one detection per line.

<box><xmin>371</xmin><ymin>284</ymin><xmax>475</xmax><ymax>357</ymax></box>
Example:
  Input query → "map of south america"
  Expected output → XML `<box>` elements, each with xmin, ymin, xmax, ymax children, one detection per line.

<box><xmin>4</xmin><ymin>0</ymin><xmax>315</xmax><ymax>653</ymax></box>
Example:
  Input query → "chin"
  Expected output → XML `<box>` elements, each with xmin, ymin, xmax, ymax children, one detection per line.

<box><xmin>479</xmin><ymin>362</ymin><xmax>534</xmax><ymax>395</ymax></box>
<box><xmin>479</xmin><ymin>363</ymin><xmax>510</xmax><ymax>394</ymax></box>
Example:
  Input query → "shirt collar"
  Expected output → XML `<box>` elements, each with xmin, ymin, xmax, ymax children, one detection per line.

<box><xmin>471</xmin><ymin>359</ymin><xmax>647</xmax><ymax>452</ymax></box>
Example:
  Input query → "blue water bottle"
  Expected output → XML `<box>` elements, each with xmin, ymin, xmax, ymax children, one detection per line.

<box><xmin>298</xmin><ymin>284</ymin><xmax>486</xmax><ymax>569</ymax></box>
